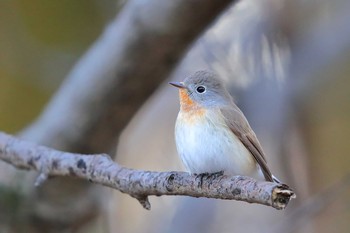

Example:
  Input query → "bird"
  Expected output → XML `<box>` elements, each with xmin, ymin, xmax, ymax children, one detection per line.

<box><xmin>169</xmin><ymin>70</ymin><xmax>280</xmax><ymax>182</ymax></box>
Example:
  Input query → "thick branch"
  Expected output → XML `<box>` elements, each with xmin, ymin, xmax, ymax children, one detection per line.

<box><xmin>0</xmin><ymin>132</ymin><xmax>295</xmax><ymax>210</ymax></box>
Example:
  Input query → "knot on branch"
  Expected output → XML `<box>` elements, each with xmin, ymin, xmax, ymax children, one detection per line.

<box><xmin>165</xmin><ymin>173</ymin><xmax>177</xmax><ymax>192</ymax></box>
<box><xmin>77</xmin><ymin>159</ymin><xmax>87</xmax><ymax>171</ymax></box>
<box><xmin>232</xmin><ymin>188</ymin><xmax>242</xmax><ymax>196</ymax></box>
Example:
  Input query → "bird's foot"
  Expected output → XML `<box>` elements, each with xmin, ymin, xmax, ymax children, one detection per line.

<box><xmin>194</xmin><ymin>171</ymin><xmax>224</xmax><ymax>188</ymax></box>
<box><xmin>194</xmin><ymin>172</ymin><xmax>208</xmax><ymax>188</ymax></box>
<box><xmin>207</xmin><ymin>170</ymin><xmax>224</xmax><ymax>179</ymax></box>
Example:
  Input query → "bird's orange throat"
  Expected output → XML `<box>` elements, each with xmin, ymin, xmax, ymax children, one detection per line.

<box><xmin>178</xmin><ymin>89</ymin><xmax>205</xmax><ymax>114</ymax></box>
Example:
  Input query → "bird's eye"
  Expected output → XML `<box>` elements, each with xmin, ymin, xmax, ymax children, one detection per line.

<box><xmin>196</xmin><ymin>86</ymin><xmax>206</xmax><ymax>93</ymax></box>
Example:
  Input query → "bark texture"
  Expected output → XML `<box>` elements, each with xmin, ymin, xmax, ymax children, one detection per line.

<box><xmin>0</xmin><ymin>132</ymin><xmax>295</xmax><ymax>210</ymax></box>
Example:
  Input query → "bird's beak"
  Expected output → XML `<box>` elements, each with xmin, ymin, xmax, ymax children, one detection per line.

<box><xmin>169</xmin><ymin>81</ymin><xmax>186</xmax><ymax>89</ymax></box>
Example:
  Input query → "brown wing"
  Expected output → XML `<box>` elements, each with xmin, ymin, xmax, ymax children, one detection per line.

<box><xmin>220</xmin><ymin>105</ymin><xmax>274</xmax><ymax>182</ymax></box>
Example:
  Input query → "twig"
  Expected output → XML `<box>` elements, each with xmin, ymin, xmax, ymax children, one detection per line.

<box><xmin>0</xmin><ymin>132</ymin><xmax>295</xmax><ymax>210</ymax></box>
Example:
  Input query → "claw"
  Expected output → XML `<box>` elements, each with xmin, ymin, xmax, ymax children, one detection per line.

<box><xmin>194</xmin><ymin>171</ymin><xmax>224</xmax><ymax>188</ymax></box>
<box><xmin>194</xmin><ymin>172</ymin><xmax>209</xmax><ymax>188</ymax></box>
<box><xmin>208</xmin><ymin>170</ymin><xmax>224</xmax><ymax>179</ymax></box>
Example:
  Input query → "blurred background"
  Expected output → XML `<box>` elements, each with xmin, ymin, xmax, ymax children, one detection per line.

<box><xmin>0</xmin><ymin>0</ymin><xmax>117</xmax><ymax>132</ymax></box>
<box><xmin>1</xmin><ymin>0</ymin><xmax>350</xmax><ymax>233</ymax></box>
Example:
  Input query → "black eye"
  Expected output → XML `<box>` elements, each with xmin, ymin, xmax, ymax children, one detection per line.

<box><xmin>196</xmin><ymin>86</ymin><xmax>206</xmax><ymax>93</ymax></box>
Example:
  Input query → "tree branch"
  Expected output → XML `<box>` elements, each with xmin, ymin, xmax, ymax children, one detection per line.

<box><xmin>0</xmin><ymin>132</ymin><xmax>295</xmax><ymax>210</ymax></box>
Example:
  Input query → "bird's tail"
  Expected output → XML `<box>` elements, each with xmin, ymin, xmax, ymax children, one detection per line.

<box><xmin>272</xmin><ymin>174</ymin><xmax>282</xmax><ymax>183</ymax></box>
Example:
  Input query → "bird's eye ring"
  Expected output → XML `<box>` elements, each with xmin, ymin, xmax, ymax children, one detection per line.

<box><xmin>196</xmin><ymin>85</ymin><xmax>206</xmax><ymax>94</ymax></box>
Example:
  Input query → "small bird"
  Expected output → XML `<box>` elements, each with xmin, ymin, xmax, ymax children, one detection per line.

<box><xmin>170</xmin><ymin>70</ymin><xmax>279</xmax><ymax>182</ymax></box>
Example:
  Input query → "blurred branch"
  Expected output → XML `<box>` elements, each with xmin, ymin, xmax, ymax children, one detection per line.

<box><xmin>0</xmin><ymin>132</ymin><xmax>295</xmax><ymax>210</ymax></box>
<box><xmin>21</xmin><ymin>0</ymin><xmax>235</xmax><ymax>154</ymax></box>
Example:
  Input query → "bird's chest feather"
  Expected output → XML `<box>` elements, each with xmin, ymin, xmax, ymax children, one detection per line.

<box><xmin>175</xmin><ymin>108</ymin><xmax>254</xmax><ymax>174</ymax></box>
<box><xmin>175</xmin><ymin>109</ymin><xmax>231</xmax><ymax>152</ymax></box>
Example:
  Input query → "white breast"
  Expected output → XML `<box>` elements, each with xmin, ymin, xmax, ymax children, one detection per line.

<box><xmin>175</xmin><ymin>109</ymin><xmax>259</xmax><ymax>177</ymax></box>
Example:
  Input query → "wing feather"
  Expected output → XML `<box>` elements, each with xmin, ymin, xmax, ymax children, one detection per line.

<box><xmin>220</xmin><ymin>105</ymin><xmax>273</xmax><ymax>182</ymax></box>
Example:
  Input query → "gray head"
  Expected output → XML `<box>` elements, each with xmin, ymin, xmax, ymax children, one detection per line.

<box><xmin>169</xmin><ymin>70</ymin><xmax>232</xmax><ymax>108</ymax></box>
